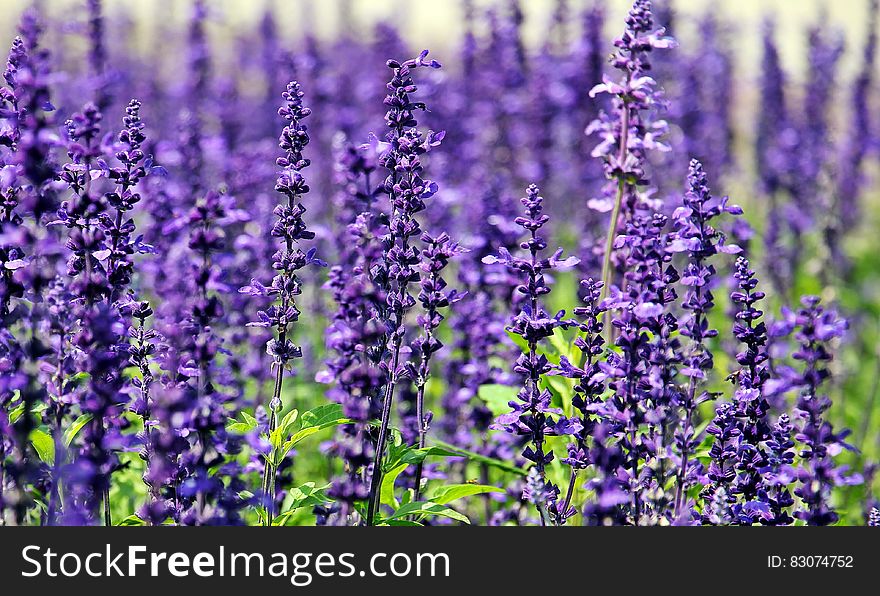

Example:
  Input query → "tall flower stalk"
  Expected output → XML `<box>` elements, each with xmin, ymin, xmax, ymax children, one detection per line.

<box><xmin>365</xmin><ymin>51</ymin><xmax>442</xmax><ymax>526</ymax></box>
<box><xmin>411</xmin><ymin>232</ymin><xmax>462</xmax><ymax>501</ymax></box>
<box><xmin>789</xmin><ymin>297</ymin><xmax>857</xmax><ymax>525</ymax></box>
<box><xmin>240</xmin><ymin>82</ymin><xmax>321</xmax><ymax>525</ymax></box>
<box><xmin>484</xmin><ymin>184</ymin><xmax>580</xmax><ymax>525</ymax></box>
<box><xmin>587</xmin><ymin>0</ymin><xmax>675</xmax><ymax>341</ymax></box>
<box><xmin>669</xmin><ymin>160</ymin><xmax>741</xmax><ymax>519</ymax></box>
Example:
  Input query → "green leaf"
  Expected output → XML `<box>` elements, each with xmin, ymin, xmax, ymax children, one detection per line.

<box><xmin>63</xmin><ymin>414</ymin><xmax>93</xmax><ymax>447</ymax></box>
<box><xmin>270</xmin><ymin>510</ymin><xmax>301</xmax><ymax>526</ymax></box>
<box><xmin>383</xmin><ymin>444</ymin><xmax>460</xmax><ymax>471</ymax></box>
<box><xmin>272</xmin><ymin>483</ymin><xmax>333</xmax><ymax>526</ymax></box>
<box><xmin>279</xmin><ymin>408</ymin><xmax>299</xmax><ymax>436</ymax></box>
<box><xmin>269</xmin><ymin>426</ymin><xmax>283</xmax><ymax>450</ymax></box>
<box><xmin>300</xmin><ymin>403</ymin><xmax>345</xmax><ymax>429</ymax></box>
<box><xmin>385</xmin><ymin>501</ymin><xmax>470</xmax><ymax>524</ymax></box>
<box><xmin>429</xmin><ymin>483</ymin><xmax>503</xmax><ymax>505</ymax></box>
<box><xmin>116</xmin><ymin>515</ymin><xmax>146</xmax><ymax>526</ymax></box>
<box><xmin>477</xmin><ymin>384</ymin><xmax>517</xmax><ymax>417</ymax></box>
<box><xmin>380</xmin><ymin>463</ymin><xmax>408</xmax><ymax>509</ymax></box>
<box><xmin>385</xmin><ymin>519</ymin><xmax>422</xmax><ymax>526</ymax></box>
<box><xmin>8</xmin><ymin>402</ymin><xmax>25</xmax><ymax>424</ymax></box>
<box><xmin>546</xmin><ymin>327</ymin><xmax>568</xmax><ymax>357</ymax></box>
<box><xmin>226</xmin><ymin>422</ymin><xmax>254</xmax><ymax>434</ymax></box>
<box><xmin>400</xmin><ymin>488</ymin><xmax>414</xmax><ymax>507</ymax></box>
<box><xmin>288</xmin><ymin>482</ymin><xmax>332</xmax><ymax>509</ymax></box>
<box><xmin>226</xmin><ymin>411</ymin><xmax>259</xmax><ymax>435</ymax></box>
<box><xmin>241</xmin><ymin>411</ymin><xmax>258</xmax><ymax>427</ymax></box>
<box><xmin>400</xmin><ymin>446</ymin><xmax>459</xmax><ymax>465</ymax></box>
<box><xmin>30</xmin><ymin>429</ymin><xmax>55</xmax><ymax>465</ymax></box>
<box><xmin>68</xmin><ymin>371</ymin><xmax>90</xmax><ymax>384</ymax></box>
<box><xmin>431</xmin><ymin>440</ymin><xmax>529</xmax><ymax>477</ymax></box>
<box><xmin>277</xmin><ymin>405</ymin><xmax>350</xmax><ymax>463</ymax></box>
<box><xmin>505</xmin><ymin>329</ymin><xmax>528</xmax><ymax>351</ymax></box>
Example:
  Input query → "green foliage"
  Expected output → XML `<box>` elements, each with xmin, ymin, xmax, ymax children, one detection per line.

<box><xmin>63</xmin><ymin>414</ymin><xmax>93</xmax><ymax>447</ymax></box>
<box><xmin>29</xmin><ymin>429</ymin><xmax>54</xmax><ymax>465</ymax></box>
<box><xmin>380</xmin><ymin>501</ymin><xmax>470</xmax><ymax>525</ymax></box>
<box><xmin>477</xmin><ymin>384</ymin><xmax>516</xmax><ymax>417</ymax></box>
<box><xmin>428</xmin><ymin>483</ymin><xmax>503</xmax><ymax>505</ymax></box>
<box><xmin>228</xmin><ymin>403</ymin><xmax>350</xmax><ymax>469</ymax></box>
<box><xmin>272</xmin><ymin>483</ymin><xmax>333</xmax><ymax>526</ymax></box>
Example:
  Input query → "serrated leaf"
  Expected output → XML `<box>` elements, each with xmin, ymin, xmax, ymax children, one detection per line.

<box><xmin>30</xmin><ymin>429</ymin><xmax>55</xmax><ymax>465</ymax></box>
<box><xmin>429</xmin><ymin>483</ymin><xmax>503</xmax><ymax>505</ymax></box>
<box><xmin>63</xmin><ymin>414</ymin><xmax>93</xmax><ymax>447</ymax></box>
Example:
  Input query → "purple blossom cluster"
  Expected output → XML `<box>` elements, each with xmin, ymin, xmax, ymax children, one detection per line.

<box><xmin>0</xmin><ymin>0</ymin><xmax>877</xmax><ymax>527</ymax></box>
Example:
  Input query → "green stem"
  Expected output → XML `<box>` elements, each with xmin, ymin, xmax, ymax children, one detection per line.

<box><xmin>263</xmin><ymin>363</ymin><xmax>284</xmax><ymax>526</ymax></box>
<box><xmin>366</xmin><ymin>340</ymin><xmax>402</xmax><ymax>526</ymax></box>
<box><xmin>599</xmin><ymin>178</ymin><xmax>626</xmax><ymax>346</ymax></box>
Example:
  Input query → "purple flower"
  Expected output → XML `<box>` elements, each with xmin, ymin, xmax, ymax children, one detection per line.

<box><xmin>789</xmin><ymin>296</ymin><xmax>859</xmax><ymax>525</ymax></box>
<box><xmin>589</xmin><ymin>0</ymin><xmax>677</xmax><ymax>341</ymax></box>
<box><xmin>364</xmin><ymin>50</ymin><xmax>443</xmax><ymax>526</ymax></box>
<box><xmin>409</xmin><ymin>231</ymin><xmax>464</xmax><ymax>499</ymax></box>
<box><xmin>670</xmin><ymin>160</ymin><xmax>740</xmax><ymax>519</ymax></box>
<box><xmin>486</xmin><ymin>184</ymin><xmax>580</xmax><ymax>524</ymax></box>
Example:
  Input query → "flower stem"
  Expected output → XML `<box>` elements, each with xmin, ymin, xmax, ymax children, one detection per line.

<box><xmin>263</xmin><ymin>363</ymin><xmax>284</xmax><ymax>526</ymax></box>
<box><xmin>366</xmin><ymin>340</ymin><xmax>401</xmax><ymax>526</ymax></box>
<box><xmin>560</xmin><ymin>468</ymin><xmax>578</xmax><ymax>523</ymax></box>
<box><xmin>673</xmin><ymin>378</ymin><xmax>696</xmax><ymax>519</ymax></box>
<box><xmin>412</xmin><ymin>381</ymin><xmax>428</xmax><ymax>503</ymax></box>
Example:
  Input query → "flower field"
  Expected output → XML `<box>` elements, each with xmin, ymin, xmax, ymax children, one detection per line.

<box><xmin>2</xmin><ymin>0</ymin><xmax>880</xmax><ymax>526</ymax></box>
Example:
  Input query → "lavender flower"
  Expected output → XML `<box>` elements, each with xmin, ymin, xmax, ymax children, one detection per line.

<box><xmin>758</xmin><ymin>413</ymin><xmax>796</xmax><ymax>525</ymax></box>
<box><xmin>102</xmin><ymin>99</ymin><xmax>151</xmax><ymax>297</ymax></box>
<box><xmin>669</xmin><ymin>160</ymin><xmax>741</xmax><ymax>519</ymax></box>
<box><xmin>239</xmin><ymin>81</ymin><xmax>322</xmax><ymax>524</ymax></box>
<box><xmin>365</xmin><ymin>50</ymin><xmax>442</xmax><ymax>526</ymax></box>
<box><xmin>410</xmin><ymin>231</ymin><xmax>463</xmax><ymax>500</ymax></box>
<box><xmin>484</xmin><ymin>184</ymin><xmax>580</xmax><ymax>524</ymax></box>
<box><xmin>600</xmin><ymin>211</ymin><xmax>677</xmax><ymax>524</ymax></box>
<box><xmin>728</xmin><ymin>257</ymin><xmax>773</xmax><ymax>520</ymax></box>
<box><xmin>588</xmin><ymin>0</ymin><xmax>675</xmax><ymax>313</ymax></box>
<box><xmin>789</xmin><ymin>296</ymin><xmax>858</xmax><ymax>525</ymax></box>
<box><xmin>554</xmin><ymin>277</ymin><xmax>606</xmax><ymax>524</ymax></box>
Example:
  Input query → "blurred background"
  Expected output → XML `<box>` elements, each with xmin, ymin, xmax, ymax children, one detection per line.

<box><xmin>2</xmin><ymin>0</ymin><xmax>875</xmax><ymax>74</ymax></box>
